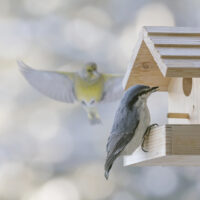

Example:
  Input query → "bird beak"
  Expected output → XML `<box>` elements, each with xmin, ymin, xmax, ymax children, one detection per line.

<box><xmin>149</xmin><ymin>86</ymin><xmax>159</xmax><ymax>93</ymax></box>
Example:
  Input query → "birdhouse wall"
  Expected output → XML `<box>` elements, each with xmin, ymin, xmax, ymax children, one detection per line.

<box><xmin>124</xmin><ymin>41</ymin><xmax>170</xmax><ymax>91</ymax></box>
<box><xmin>168</xmin><ymin>78</ymin><xmax>200</xmax><ymax>124</ymax></box>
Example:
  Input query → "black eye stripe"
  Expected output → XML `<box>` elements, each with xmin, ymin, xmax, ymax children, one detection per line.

<box><xmin>138</xmin><ymin>89</ymin><xmax>149</xmax><ymax>96</ymax></box>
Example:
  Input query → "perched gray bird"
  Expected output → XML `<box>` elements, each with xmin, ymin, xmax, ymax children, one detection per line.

<box><xmin>104</xmin><ymin>85</ymin><xmax>159</xmax><ymax>179</ymax></box>
<box><xmin>18</xmin><ymin>60</ymin><xmax>123</xmax><ymax>125</ymax></box>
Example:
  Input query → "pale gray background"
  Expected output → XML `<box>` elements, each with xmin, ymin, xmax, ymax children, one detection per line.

<box><xmin>0</xmin><ymin>0</ymin><xmax>199</xmax><ymax>199</ymax></box>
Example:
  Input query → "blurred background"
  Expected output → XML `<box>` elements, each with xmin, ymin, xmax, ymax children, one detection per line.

<box><xmin>0</xmin><ymin>0</ymin><xmax>200</xmax><ymax>199</ymax></box>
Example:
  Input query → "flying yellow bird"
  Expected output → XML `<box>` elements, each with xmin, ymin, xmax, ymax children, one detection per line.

<box><xmin>18</xmin><ymin>60</ymin><xmax>124</xmax><ymax>124</ymax></box>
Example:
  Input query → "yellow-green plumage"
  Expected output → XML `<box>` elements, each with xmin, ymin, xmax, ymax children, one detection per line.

<box><xmin>74</xmin><ymin>74</ymin><xmax>104</xmax><ymax>102</ymax></box>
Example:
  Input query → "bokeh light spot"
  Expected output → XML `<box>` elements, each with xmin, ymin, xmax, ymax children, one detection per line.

<box><xmin>142</xmin><ymin>167</ymin><xmax>178</xmax><ymax>196</ymax></box>
<box><xmin>28</xmin><ymin>178</ymin><xmax>80</xmax><ymax>200</ymax></box>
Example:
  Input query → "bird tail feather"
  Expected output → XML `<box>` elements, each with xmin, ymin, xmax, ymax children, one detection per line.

<box><xmin>104</xmin><ymin>152</ymin><xmax>119</xmax><ymax>180</ymax></box>
<box><xmin>87</xmin><ymin>109</ymin><xmax>101</xmax><ymax>125</ymax></box>
<box><xmin>89</xmin><ymin>116</ymin><xmax>101</xmax><ymax>125</ymax></box>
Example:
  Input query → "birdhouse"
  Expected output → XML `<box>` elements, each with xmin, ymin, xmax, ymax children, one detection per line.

<box><xmin>123</xmin><ymin>26</ymin><xmax>200</xmax><ymax>166</ymax></box>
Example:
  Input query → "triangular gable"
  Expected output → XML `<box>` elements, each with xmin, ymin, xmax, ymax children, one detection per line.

<box><xmin>123</xmin><ymin>26</ymin><xmax>200</xmax><ymax>91</ymax></box>
<box><xmin>123</xmin><ymin>34</ymin><xmax>170</xmax><ymax>91</ymax></box>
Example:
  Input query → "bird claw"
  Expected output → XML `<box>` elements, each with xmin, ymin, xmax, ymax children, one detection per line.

<box><xmin>141</xmin><ymin>123</ymin><xmax>159</xmax><ymax>152</ymax></box>
<box><xmin>141</xmin><ymin>145</ymin><xmax>148</xmax><ymax>152</ymax></box>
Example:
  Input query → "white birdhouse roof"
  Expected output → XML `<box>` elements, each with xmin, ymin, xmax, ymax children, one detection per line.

<box><xmin>123</xmin><ymin>26</ymin><xmax>200</xmax><ymax>91</ymax></box>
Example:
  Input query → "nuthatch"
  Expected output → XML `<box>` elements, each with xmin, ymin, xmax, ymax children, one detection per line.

<box><xmin>104</xmin><ymin>85</ymin><xmax>159</xmax><ymax>179</ymax></box>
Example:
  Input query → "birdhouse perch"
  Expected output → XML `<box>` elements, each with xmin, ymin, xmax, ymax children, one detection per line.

<box><xmin>123</xmin><ymin>26</ymin><xmax>200</xmax><ymax>166</ymax></box>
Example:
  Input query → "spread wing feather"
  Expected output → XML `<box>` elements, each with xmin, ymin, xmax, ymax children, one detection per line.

<box><xmin>101</xmin><ymin>74</ymin><xmax>124</xmax><ymax>103</ymax></box>
<box><xmin>18</xmin><ymin>60</ymin><xmax>76</xmax><ymax>103</ymax></box>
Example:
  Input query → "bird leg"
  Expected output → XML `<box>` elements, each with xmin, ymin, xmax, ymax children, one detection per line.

<box><xmin>141</xmin><ymin>124</ymin><xmax>158</xmax><ymax>152</ymax></box>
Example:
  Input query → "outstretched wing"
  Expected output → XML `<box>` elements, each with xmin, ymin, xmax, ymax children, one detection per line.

<box><xmin>18</xmin><ymin>60</ymin><xmax>76</xmax><ymax>103</ymax></box>
<box><xmin>101</xmin><ymin>74</ymin><xmax>124</xmax><ymax>103</ymax></box>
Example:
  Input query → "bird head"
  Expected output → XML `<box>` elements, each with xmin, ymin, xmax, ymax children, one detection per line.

<box><xmin>82</xmin><ymin>62</ymin><xmax>99</xmax><ymax>79</ymax></box>
<box><xmin>139</xmin><ymin>86</ymin><xmax>159</xmax><ymax>99</ymax></box>
<box><xmin>124</xmin><ymin>85</ymin><xmax>159</xmax><ymax>108</ymax></box>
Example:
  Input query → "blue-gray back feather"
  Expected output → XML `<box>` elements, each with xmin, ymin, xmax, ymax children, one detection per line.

<box><xmin>104</xmin><ymin>100</ymin><xmax>139</xmax><ymax>179</ymax></box>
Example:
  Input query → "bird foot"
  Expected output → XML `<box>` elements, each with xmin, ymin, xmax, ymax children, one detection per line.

<box><xmin>141</xmin><ymin>123</ymin><xmax>159</xmax><ymax>152</ymax></box>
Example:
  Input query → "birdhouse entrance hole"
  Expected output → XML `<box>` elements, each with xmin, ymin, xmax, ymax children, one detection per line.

<box><xmin>182</xmin><ymin>78</ymin><xmax>192</xmax><ymax>96</ymax></box>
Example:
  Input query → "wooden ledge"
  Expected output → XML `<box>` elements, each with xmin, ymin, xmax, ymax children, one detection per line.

<box><xmin>124</xmin><ymin>124</ymin><xmax>200</xmax><ymax>166</ymax></box>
